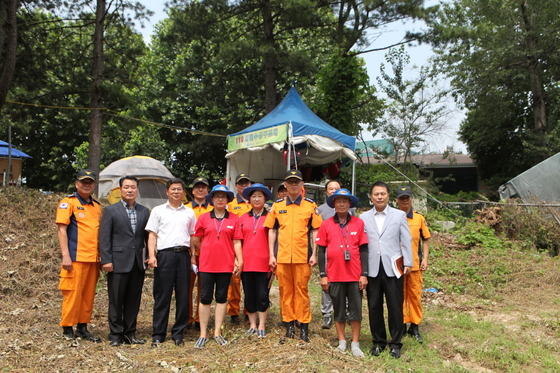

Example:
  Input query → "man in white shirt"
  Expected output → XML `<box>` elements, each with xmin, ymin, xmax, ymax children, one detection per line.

<box><xmin>360</xmin><ymin>181</ymin><xmax>412</xmax><ymax>359</ymax></box>
<box><xmin>146</xmin><ymin>178</ymin><xmax>196</xmax><ymax>347</ymax></box>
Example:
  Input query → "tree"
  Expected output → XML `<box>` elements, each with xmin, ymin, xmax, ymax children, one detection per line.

<box><xmin>375</xmin><ymin>45</ymin><xmax>450</xmax><ymax>165</ymax></box>
<box><xmin>1</xmin><ymin>8</ymin><xmax>148</xmax><ymax>191</ymax></box>
<box><xmin>428</xmin><ymin>0</ymin><xmax>560</xmax><ymax>188</ymax></box>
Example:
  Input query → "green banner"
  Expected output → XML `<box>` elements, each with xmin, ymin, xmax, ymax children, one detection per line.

<box><xmin>227</xmin><ymin>123</ymin><xmax>288</xmax><ymax>151</ymax></box>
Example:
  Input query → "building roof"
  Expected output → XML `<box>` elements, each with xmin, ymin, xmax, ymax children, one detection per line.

<box><xmin>0</xmin><ymin>141</ymin><xmax>31</xmax><ymax>158</ymax></box>
<box><xmin>363</xmin><ymin>153</ymin><xmax>474</xmax><ymax>168</ymax></box>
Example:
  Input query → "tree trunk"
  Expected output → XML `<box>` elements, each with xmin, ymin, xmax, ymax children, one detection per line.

<box><xmin>520</xmin><ymin>0</ymin><xmax>546</xmax><ymax>132</ymax></box>
<box><xmin>0</xmin><ymin>0</ymin><xmax>17</xmax><ymax>111</ymax></box>
<box><xmin>88</xmin><ymin>0</ymin><xmax>105</xmax><ymax>183</ymax></box>
<box><xmin>261</xmin><ymin>0</ymin><xmax>276</xmax><ymax>113</ymax></box>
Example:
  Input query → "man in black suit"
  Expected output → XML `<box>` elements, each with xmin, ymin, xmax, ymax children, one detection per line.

<box><xmin>100</xmin><ymin>176</ymin><xmax>150</xmax><ymax>347</ymax></box>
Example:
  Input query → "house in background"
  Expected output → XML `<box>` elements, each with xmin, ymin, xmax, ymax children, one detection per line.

<box><xmin>358</xmin><ymin>143</ymin><xmax>480</xmax><ymax>194</ymax></box>
<box><xmin>0</xmin><ymin>140</ymin><xmax>31</xmax><ymax>186</ymax></box>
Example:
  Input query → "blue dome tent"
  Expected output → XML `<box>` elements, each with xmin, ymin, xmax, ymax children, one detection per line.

<box><xmin>225</xmin><ymin>87</ymin><xmax>357</xmax><ymax>195</ymax></box>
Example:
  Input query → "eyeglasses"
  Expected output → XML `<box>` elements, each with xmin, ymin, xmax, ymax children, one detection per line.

<box><xmin>213</xmin><ymin>195</ymin><xmax>228</xmax><ymax>199</ymax></box>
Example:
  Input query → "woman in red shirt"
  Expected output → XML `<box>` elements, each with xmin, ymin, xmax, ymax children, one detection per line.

<box><xmin>191</xmin><ymin>185</ymin><xmax>243</xmax><ymax>348</ymax></box>
<box><xmin>239</xmin><ymin>183</ymin><xmax>273</xmax><ymax>338</ymax></box>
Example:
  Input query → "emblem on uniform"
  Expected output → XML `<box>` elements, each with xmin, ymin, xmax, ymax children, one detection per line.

<box><xmin>77</xmin><ymin>206</ymin><xmax>85</xmax><ymax>210</ymax></box>
<box><xmin>59</xmin><ymin>203</ymin><xmax>68</xmax><ymax>209</ymax></box>
<box><xmin>78</xmin><ymin>212</ymin><xmax>85</xmax><ymax>218</ymax></box>
<box><xmin>314</xmin><ymin>208</ymin><xmax>320</xmax><ymax>215</ymax></box>
<box><xmin>279</xmin><ymin>210</ymin><xmax>287</xmax><ymax>214</ymax></box>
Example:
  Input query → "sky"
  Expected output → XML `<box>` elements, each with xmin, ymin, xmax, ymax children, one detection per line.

<box><xmin>135</xmin><ymin>0</ymin><xmax>466</xmax><ymax>154</ymax></box>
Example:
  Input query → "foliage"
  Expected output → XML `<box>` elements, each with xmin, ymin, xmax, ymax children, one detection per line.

<box><xmin>454</xmin><ymin>221</ymin><xmax>503</xmax><ymax>250</ymax></box>
<box><xmin>428</xmin><ymin>0</ymin><xmax>560</xmax><ymax>189</ymax></box>
<box><xmin>314</xmin><ymin>51</ymin><xmax>382</xmax><ymax>137</ymax></box>
<box><xmin>500</xmin><ymin>202</ymin><xmax>560</xmax><ymax>256</ymax></box>
<box><xmin>375</xmin><ymin>45</ymin><xmax>451</xmax><ymax>164</ymax></box>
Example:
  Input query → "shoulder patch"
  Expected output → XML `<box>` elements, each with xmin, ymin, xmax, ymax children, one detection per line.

<box><xmin>314</xmin><ymin>208</ymin><xmax>320</xmax><ymax>215</ymax></box>
<box><xmin>59</xmin><ymin>203</ymin><xmax>69</xmax><ymax>209</ymax></box>
<box><xmin>66</xmin><ymin>194</ymin><xmax>76</xmax><ymax>198</ymax></box>
<box><xmin>274</xmin><ymin>198</ymin><xmax>284</xmax><ymax>203</ymax></box>
<box><xmin>92</xmin><ymin>198</ymin><xmax>100</xmax><ymax>205</ymax></box>
<box><xmin>414</xmin><ymin>211</ymin><xmax>425</xmax><ymax>216</ymax></box>
<box><xmin>304</xmin><ymin>197</ymin><xmax>315</xmax><ymax>203</ymax></box>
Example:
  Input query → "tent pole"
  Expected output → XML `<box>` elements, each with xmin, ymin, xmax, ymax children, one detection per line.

<box><xmin>287</xmin><ymin>121</ymin><xmax>292</xmax><ymax>171</ymax></box>
<box><xmin>7</xmin><ymin>125</ymin><xmax>12</xmax><ymax>186</ymax></box>
<box><xmin>352</xmin><ymin>159</ymin><xmax>356</xmax><ymax>195</ymax></box>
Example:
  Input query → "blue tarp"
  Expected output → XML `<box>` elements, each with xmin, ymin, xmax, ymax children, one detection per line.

<box><xmin>229</xmin><ymin>87</ymin><xmax>356</xmax><ymax>151</ymax></box>
<box><xmin>0</xmin><ymin>140</ymin><xmax>31</xmax><ymax>158</ymax></box>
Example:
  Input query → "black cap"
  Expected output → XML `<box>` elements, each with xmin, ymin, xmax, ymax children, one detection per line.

<box><xmin>396</xmin><ymin>185</ymin><xmax>413</xmax><ymax>198</ymax></box>
<box><xmin>284</xmin><ymin>169</ymin><xmax>303</xmax><ymax>181</ymax></box>
<box><xmin>192</xmin><ymin>176</ymin><xmax>209</xmax><ymax>187</ymax></box>
<box><xmin>235</xmin><ymin>173</ymin><xmax>251</xmax><ymax>184</ymax></box>
<box><xmin>76</xmin><ymin>169</ymin><xmax>96</xmax><ymax>182</ymax></box>
<box><xmin>277</xmin><ymin>182</ymin><xmax>287</xmax><ymax>191</ymax></box>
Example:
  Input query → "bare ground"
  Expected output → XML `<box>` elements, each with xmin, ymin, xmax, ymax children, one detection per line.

<box><xmin>1</xmin><ymin>187</ymin><xmax>559</xmax><ymax>372</ymax></box>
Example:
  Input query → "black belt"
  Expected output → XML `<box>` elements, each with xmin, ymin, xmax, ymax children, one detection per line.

<box><xmin>160</xmin><ymin>246</ymin><xmax>190</xmax><ymax>252</ymax></box>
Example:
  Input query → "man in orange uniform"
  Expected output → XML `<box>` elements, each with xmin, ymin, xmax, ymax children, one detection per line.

<box><xmin>56</xmin><ymin>169</ymin><xmax>102</xmax><ymax>342</ymax></box>
<box><xmin>396</xmin><ymin>186</ymin><xmax>431</xmax><ymax>343</ymax></box>
<box><xmin>226</xmin><ymin>173</ymin><xmax>252</xmax><ymax>323</ymax></box>
<box><xmin>185</xmin><ymin>176</ymin><xmax>213</xmax><ymax>331</ymax></box>
<box><xmin>265</xmin><ymin>169</ymin><xmax>322</xmax><ymax>342</ymax></box>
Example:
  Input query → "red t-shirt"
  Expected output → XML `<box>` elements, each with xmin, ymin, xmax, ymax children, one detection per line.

<box><xmin>239</xmin><ymin>210</ymin><xmax>270</xmax><ymax>272</ymax></box>
<box><xmin>316</xmin><ymin>215</ymin><xmax>368</xmax><ymax>282</ymax></box>
<box><xmin>194</xmin><ymin>211</ymin><xmax>243</xmax><ymax>273</ymax></box>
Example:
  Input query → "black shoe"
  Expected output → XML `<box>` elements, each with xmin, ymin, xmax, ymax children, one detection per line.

<box><xmin>173</xmin><ymin>339</ymin><xmax>184</xmax><ymax>346</ymax></box>
<box><xmin>369</xmin><ymin>346</ymin><xmax>385</xmax><ymax>356</ymax></box>
<box><xmin>285</xmin><ymin>321</ymin><xmax>295</xmax><ymax>339</ymax></box>
<box><xmin>110</xmin><ymin>340</ymin><xmax>121</xmax><ymax>347</ymax></box>
<box><xmin>151</xmin><ymin>339</ymin><xmax>162</xmax><ymax>348</ymax></box>
<box><xmin>295</xmin><ymin>320</ymin><xmax>302</xmax><ymax>329</ymax></box>
<box><xmin>124</xmin><ymin>335</ymin><xmax>146</xmax><ymax>345</ymax></box>
<box><xmin>408</xmin><ymin>323</ymin><xmax>423</xmax><ymax>343</ymax></box>
<box><xmin>300</xmin><ymin>323</ymin><xmax>309</xmax><ymax>342</ymax></box>
<box><xmin>390</xmin><ymin>348</ymin><xmax>401</xmax><ymax>359</ymax></box>
<box><xmin>62</xmin><ymin>326</ymin><xmax>75</xmax><ymax>339</ymax></box>
<box><xmin>230</xmin><ymin>315</ymin><xmax>239</xmax><ymax>324</ymax></box>
<box><xmin>75</xmin><ymin>324</ymin><xmax>101</xmax><ymax>343</ymax></box>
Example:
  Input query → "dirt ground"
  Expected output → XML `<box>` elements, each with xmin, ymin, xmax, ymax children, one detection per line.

<box><xmin>1</xmin><ymin>187</ymin><xmax>559</xmax><ymax>372</ymax></box>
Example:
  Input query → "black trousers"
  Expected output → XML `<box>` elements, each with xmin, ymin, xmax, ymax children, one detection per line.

<box><xmin>366</xmin><ymin>261</ymin><xmax>405</xmax><ymax>349</ymax></box>
<box><xmin>107</xmin><ymin>261</ymin><xmax>145</xmax><ymax>342</ymax></box>
<box><xmin>241</xmin><ymin>272</ymin><xmax>270</xmax><ymax>313</ymax></box>
<box><xmin>152</xmin><ymin>250</ymin><xmax>191</xmax><ymax>342</ymax></box>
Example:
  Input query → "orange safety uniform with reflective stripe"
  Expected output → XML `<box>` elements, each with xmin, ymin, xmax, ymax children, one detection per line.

<box><xmin>225</xmin><ymin>195</ymin><xmax>250</xmax><ymax>317</ymax></box>
<box><xmin>264</xmin><ymin>195</ymin><xmax>322</xmax><ymax>323</ymax></box>
<box><xmin>403</xmin><ymin>210</ymin><xmax>431</xmax><ymax>325</ymax></box>
<box><xmin>185</xmin><ymin>200</ymin><xmax>213</xmax><ymax>323</ymax></box>
<box><xmin>56</xmin><ymin>193</ymin><xmax>101</xmax><ymax>327</ymax></box>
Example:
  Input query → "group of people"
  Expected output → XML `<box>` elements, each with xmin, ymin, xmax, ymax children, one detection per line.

<box><xmin>55</xmin><ymin>168</ymin><xmax>430</xmax><ymax>358</ymax></box>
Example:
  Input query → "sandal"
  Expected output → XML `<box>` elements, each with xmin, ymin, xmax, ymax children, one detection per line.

<box><xmin>245</xmin><ymin>328</ymin><xmax>257</xmax><ymax>336</ymax></box>
<box><xmin>194</xmin><ymin>337</ymin><xmax>208</xmax><ymax>349</ymax></box>
<box><xmin>257</xmin><ymin>329</ymin><xmax>266</xmax><ymax>338</ymax></box>
<box><xmin>214</xmin><ymin>335</ymin><xmax>228</xmax><ymax>346</ymax></box>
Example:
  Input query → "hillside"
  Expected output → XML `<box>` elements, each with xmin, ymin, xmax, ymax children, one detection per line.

<box><xmin>0</xmin><ymin>187</ymin><xmax>559</xmax><ymax>372</ymax></box>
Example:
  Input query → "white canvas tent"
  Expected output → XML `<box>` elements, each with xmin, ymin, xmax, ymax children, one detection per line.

<box><xmin>98</xmin><ymin>156</ymin><xmax>174</xmax><ymax>209</ymax></box>
<box><xmin>225</xmin><ymin>87</ymin><xmax>356</xmax><ymax>194</ymax></box>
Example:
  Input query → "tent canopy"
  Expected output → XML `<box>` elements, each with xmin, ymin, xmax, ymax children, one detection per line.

<box><xmin>99</xmin><ymin>156</ymin><xmax>175</xmax><ymax>209</ymax></box>
<box><xmin>499</xmin><ymin>152</ymin><xmax>560</xmax><ymax>202</ymax></box>
<box><xmin>225</xmin><ymin>87</ymin><xmax>356</xmax><ymax>193</ymax></box>
<box><xmin>0</xmin><ymin>140</ymin><xmax>31</xmax><ymax>158</ymax></box>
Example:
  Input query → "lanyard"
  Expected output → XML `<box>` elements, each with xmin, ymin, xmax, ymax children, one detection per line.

<box><xmin>214</xmin><ymin>217</ymin><xmax>224</xmax><ymax>239</ymax></box>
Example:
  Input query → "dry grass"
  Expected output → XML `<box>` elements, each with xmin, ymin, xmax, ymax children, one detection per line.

<box><xmin>1</xmin><ymin>187</ymin><xmax>560</xmax><ymax>372</ymax></box>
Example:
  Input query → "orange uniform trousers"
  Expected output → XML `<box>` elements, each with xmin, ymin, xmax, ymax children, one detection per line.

<box><xmin>227</xmin><ymin>274</ymin><xmax>242</xmax><ymax>316</ymax></box>
<box><xmin>276</xmin><ymin>263</ymin><xmax>312</xmax><ymax>323</ymax></box>
<box><xmin>58</xmin><ymin>262</ymin><xmax>100</xmax><ymax>326</ymax></box>
<box><xmin>403</xmin><ymin>270</ymin><xmax>423</xmax><ymax>325</ymax></box>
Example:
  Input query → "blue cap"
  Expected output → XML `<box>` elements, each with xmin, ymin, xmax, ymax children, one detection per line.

<box><xmin>242</xmin><ymin>183</ymin><xmax>273</xmax><ymax>201</ymax></box>
<box><xmin>206</xmin><ymin>185</ymin><xmax>235</xmax><ymax>205</ymax></box>
<box><xmin>326</xmin><ymin>188</ymin><xmax>358</xmax><ymax>208</ymax></box>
